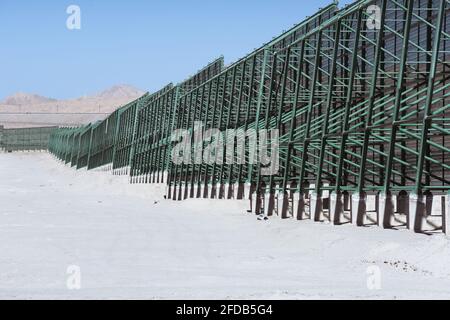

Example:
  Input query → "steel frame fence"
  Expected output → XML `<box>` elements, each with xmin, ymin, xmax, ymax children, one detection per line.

<box><xmin>1</xmin><ymin>126</ymin><xmax>57</xmax><ymax>152</ymax></box>
<box><xmin>48</xmin><ymin>0</ymin><xmax>450</xmax><ymax>234</ymax></box>
<box><xmin>0</xmin><ymin>125</ymin><xmax>3</xmax><ymax>150</ymax></box>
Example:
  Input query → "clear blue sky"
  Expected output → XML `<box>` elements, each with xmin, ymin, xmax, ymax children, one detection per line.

<box><xmin>0</xmin><ymin>0</ymin><xmax>354</xmax><ymax>100</ymax></box>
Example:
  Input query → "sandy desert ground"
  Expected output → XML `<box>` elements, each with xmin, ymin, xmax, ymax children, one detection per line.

<box><xmin>1</xmin><ymin>152</ymin><xmax>450</xmax><ymax>299</ymax></box>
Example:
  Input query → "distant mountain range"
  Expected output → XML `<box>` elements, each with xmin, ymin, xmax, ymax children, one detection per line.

<box><xmin>2</xmin><ymin>93</ymin><xmax>57</xmax><ymax>106</ymax></box>
<box><xmin>1</xmin><ymin>84</ymin><xmax>145</xmax><ymax>109</ymax></box>
<box><xmin>0</xmin><ymin>85</ymin><xmax>146</xmax><ymax>128</ymax></box>
<box><xmin>93</xmin><ymin>85</ymin><xmax>145</xmax><ymax>101</ymax></box>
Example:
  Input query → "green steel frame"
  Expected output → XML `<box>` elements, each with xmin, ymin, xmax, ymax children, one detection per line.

<box><xmin>1</xmin><ymin>126</ymin><xmax>57</xmax><ymax>152</ymax></box>
<box><xmin>48</xmin><ymin>0</ymin><xmax>450</xmax><ymax>234</ymax></box>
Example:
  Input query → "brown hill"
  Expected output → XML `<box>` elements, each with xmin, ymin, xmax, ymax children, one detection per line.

<box><xmin>0</xmin><ymin>85</ymin><xmax>146</xmax><ymax>128</ymax></box>
<box><xmin>2</xmin><ymin>93</ymin><xmax>57</xmax><ymax>106</ymax></box>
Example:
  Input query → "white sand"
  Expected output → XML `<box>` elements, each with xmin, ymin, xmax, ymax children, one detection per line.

<box><xmin>1</xmin><ymin>152</ymin><xmax>450</xmax><ymax>299</ymax></box>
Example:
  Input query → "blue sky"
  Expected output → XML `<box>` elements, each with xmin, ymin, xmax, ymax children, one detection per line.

<box><xmin>0</xmin><ymin>0</ymin><xmax>354</xmax><ymax>100</ymax></box>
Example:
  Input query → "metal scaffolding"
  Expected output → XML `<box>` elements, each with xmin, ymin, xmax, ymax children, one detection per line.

<box><xmin>49</xmin><ymin>0</ymin><xmax>450</xmax><ymax>234</ymax></box>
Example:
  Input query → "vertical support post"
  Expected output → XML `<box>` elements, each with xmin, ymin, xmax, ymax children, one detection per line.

<box><xmin>275</xmin><ymin>44</ymin><xmax>303</xmax><ymax>219</ymax></box>
<box><xmin>412</xmin><ymin>0</ymin><xmax>446</xmax><ymax>232</ymax></box>
<box><xmin>87</xmin><ymin>124</ymin><xmax>95</xmax><ymax>170</ymax></box>
<box><xmin>334</xmin><ymin>9</ymin><xmax>363</xmax><ymax>224</ymax></box>
<box><xmin>112</xmin><ymin>110</ymin><xmax>123</xmax><ymax>174</ymax></box>
<box><xmin>203</xmin><ymin>77</ymin><xmax>221</xmax><ymax>199</ymax></box>
<box><xmin>356</xmin><ymin>0</ymin><xmax>386</xmax><ymax>223</ymax></box>
<box><xmin>297</xmin><ymin>30</ymin><xmax>323</xmax><ymax>221</ymax></box>
<box><xmin>196</xmin><ymin>81</ymin><xmax>213</xmax><ymax>198</ymax></box>
<box><xmin>227</xmin><ymin>62</ymin><xmax>247</xmax><ymax>199</ymax></box>
<box><xmin>190</xmin><ymin>86</ymin><xmax>206</xmax><ymax>198</ymax></box>
<box><xmin>314</xmin><ymin>20</ymin><xmax>341</xmax><ymax>224</ymax></box>
<box><xmin>445</xmin><ymin>191</ymin><xmax>450</xmax><ymax>236</ymax></box>
<box><xmin>380</xmin><ymin>0</ymin><xmax>414</xmax><ymax>228</ymax></box>
<box><xmin>255</xmin><ymin>50</ymin><xmax>281</xmax><ymax>216</ymax></box>
<box><xmin>219</xmin><ymin>66</ymin><xmax>238</xmax><ymax>199</ymax></box>
<box><xmin>167</xmin><ymin>86</ymin><xmax>181</xmax><ymax>199</ymax></box>
<box><xmin>173</xmin><ymin>95</ymin><xmax>187</xmax><ymax>200</ymax></box>
<box><xmin>237</xmin><ymin>56</ymin><xmax>257</xmax><ymax>200</ymax></box>
<box><xmin>268</xmin><ymin>45</ymin><xmax>298</xmax><ymax>219</ymax></box>
<box><xmin>210</xmin><ymin>71</ymin><xmax>228</xmax><ymax>199</ymax></box>
<box><xmin>178</xmin><ymin>93</ymin><xmax>194</xmax><ymax>200</ymax></box>
<box><xmin>248</xmin><ymin>48</ymin><xmax>270</xmax><ymax>212</ymax></box>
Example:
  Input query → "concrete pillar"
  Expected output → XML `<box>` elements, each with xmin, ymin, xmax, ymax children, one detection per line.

<box><xmin>425</xmin><ymin>192</ymin><xmax>434</xmax><ymax>217</ymax></box>
<box><xmin>171</xmin><ymin>184</ymin><xmax>177</xmax><ymax>200</ymax></box>
<box><xmin>225</xmin><ymin>183</ymin><xmax>234</xmax><ymax>200</ymax></box>
<box><xmin>397</xmin><ymin>191</ymin><xmax>409</xmax><ymax>215</ymax></box>
<box><xmin>232</xmin><ymin>183</ymin><xmax>239</xmax><ymax>199</ymax></box>
<box><xmin>444</xmin><ymin>192</ymin><xmax>450</xmax><ymax>236</ymax></box>
<box><xmin>196</xmin><ymin>183</ymin><xmax>202</xmax><ymax>198</ymax></box>
<box><xmin>268</xmin><ymin>186</ymin><xmax>281</xmax><ymax>217</ymax></box>
<box><xmin>392</xmin><ymin>194</ymin><xmax>397</xmax><ymax>213</ymax></box>
<box><xmin>280</xmin><ymin>192</ymin><xmax>290</xmax><ymax>219</ymax></box>
<box><xmin>322</xmin><ymin>186</ymin><xmax>330</xmax><ymax>212</ymax></box>
<box><xmin>177</xmin><ymin>184</ymin><xmax>184</xmax><ymax>201</ymax></box>
<box><xmin>165</xmin><ymin>184</ymin><xmax>170</xmax><ymax>200</ymax></box>
<box><xmin>373</xmin><ymin>194</ymin><xmax>379</xmax><ymax>215</ymax></box>
<box><xmin>378</xmin><ymin>192</ymin><xmax>394</xmax><ymax>228</ymax></box>
<box><xmin>292</xmin><ymin>192</ymin><xmax>299</xmax><ymax>219</ymax></box>
<box><xmin>216</xmin><ymin>182</ymin><xmax>221</xmax><ymax>198</ymax></box>
<box><xmin>218</xmin><ymin>183</ymin><xmax>226</xmax><ymax>199</ymax></box>
<box><xmin>280</xmin><ymin>185</ymin><xmax>294</xmax><ymax>219</ymax></box>
<box><xmin>329</xmin><ymin>192</ymin><xmax>344</xmax><ymax>225</ymax></box>
<box><xmin>343</xmin><ymin>192</ymin><xmax>350</xmax><ymax>212</ymax></box>
<box><xmin>263</xmin><ymin>192</ymin><xmax>271</xmax><ymax>217</ymax></box>
<box><xmin>237</xmin><ymin>183</ymin><xmax>245</xmax><ymax>199</ymax></box>
<box><xmin>247</xmin><ymin>195</ymin><xmax>253</xmax><ymax>213</ymax></box>
<box><xmin>168</xmin><ymin>184</ymin><xmax>174</xmax><ymax>200</ymax></box>
<box><xmin>175</xmin><ymin>184</ymin><xmax>181</xmax><ymax>200</ymax></box>
<box><xmin>209</xmin><ymin>183</ymin><xmax>215</xmax><ymax>198</ymax></box>
<box><xmin>266</xmin><ymin>192</ymin><xmax>276</xmax><ymax>216</ymax></box>
<box><xmin>227</xmin><ymin>183</ymin><xmax>235</xmax><ymax>199</ymax></box>
<box><xmin>245</xmin><ymin>183</ymin><xmax>253</xmax><ymax>200</ymax></box>
<box><xmin>250</xmin><ymin>190</ymin><xmax>257</xmax><ymax>214</ymax></box>
<box><xmin>191</xmin><ymin>183</ymin><xmax>197</xmax><ymax>198</ymax></box>
<box><xmin>285</xmin><ymin>194</ymin><xmax>293</xmax><ymax>219</ymax></box>
<box><xmin>255</xmin><ymin>187</ymin><xmax>264</xmax><ymax>215</ymax></box>
<box><xmin>210</xmin><ymin>183</ymin><xmax>218</xmax><ymax>199</ymax></box>
<box><xmin>202</xmin><ymin>182</ymin><xmax>209</xmax><ymax>198</ymax></box>
<box><xmin>183</xmin><ymin>183</ymin><xmax>189</xmax><ymax>200</ymax></box>
<box><xmin>351</xmin><ymin>192</ymin><xmax>366</xmax><ymax>226</ymax></box>
<box><xmin>276</xmin><ymin>192</ymin><xmax>282</xmax><ymax>216</ymax></box>
<box><xmin>166</xmin><ymin>184</ymin><xmax>172</xmax><ymax>199</ymax></box>
<box><xmin>188</xmin><ymin>183</ymin><xmax>195</xmax><ymax>198</ymax></box>
<box><xmin>297</xmin><ymin>193</ymin><xmax>307</xmax><ymax>220</ymax></box>
<box><xmin>310</xmin><ymin>192</ymin><xmax>323</xmax><ymax>222</ymax></box>
<box><xmin>408</xmin><ymin>193</ymin><xmax>425</xmax><ymax>232</ymax></box>
<box><xmin>179</xmin><ymin>183</ymin><xmax>184</xmax><ymax>198</ymax></box>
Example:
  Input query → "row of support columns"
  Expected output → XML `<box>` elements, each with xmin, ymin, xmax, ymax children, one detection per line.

<box><xmin>166</xmin><ymin>177</ymin><xmax>450</xmax><ymax>235</ymax></box>
<box><xmin>269</xmin><ymin>188</ymin><xmax>450</xmax><ymax>235</ymax></box>
<box><xmin>167</xmin><ymin>175</ymin><xmax>253</xmax><ymax>203</ymax></box>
